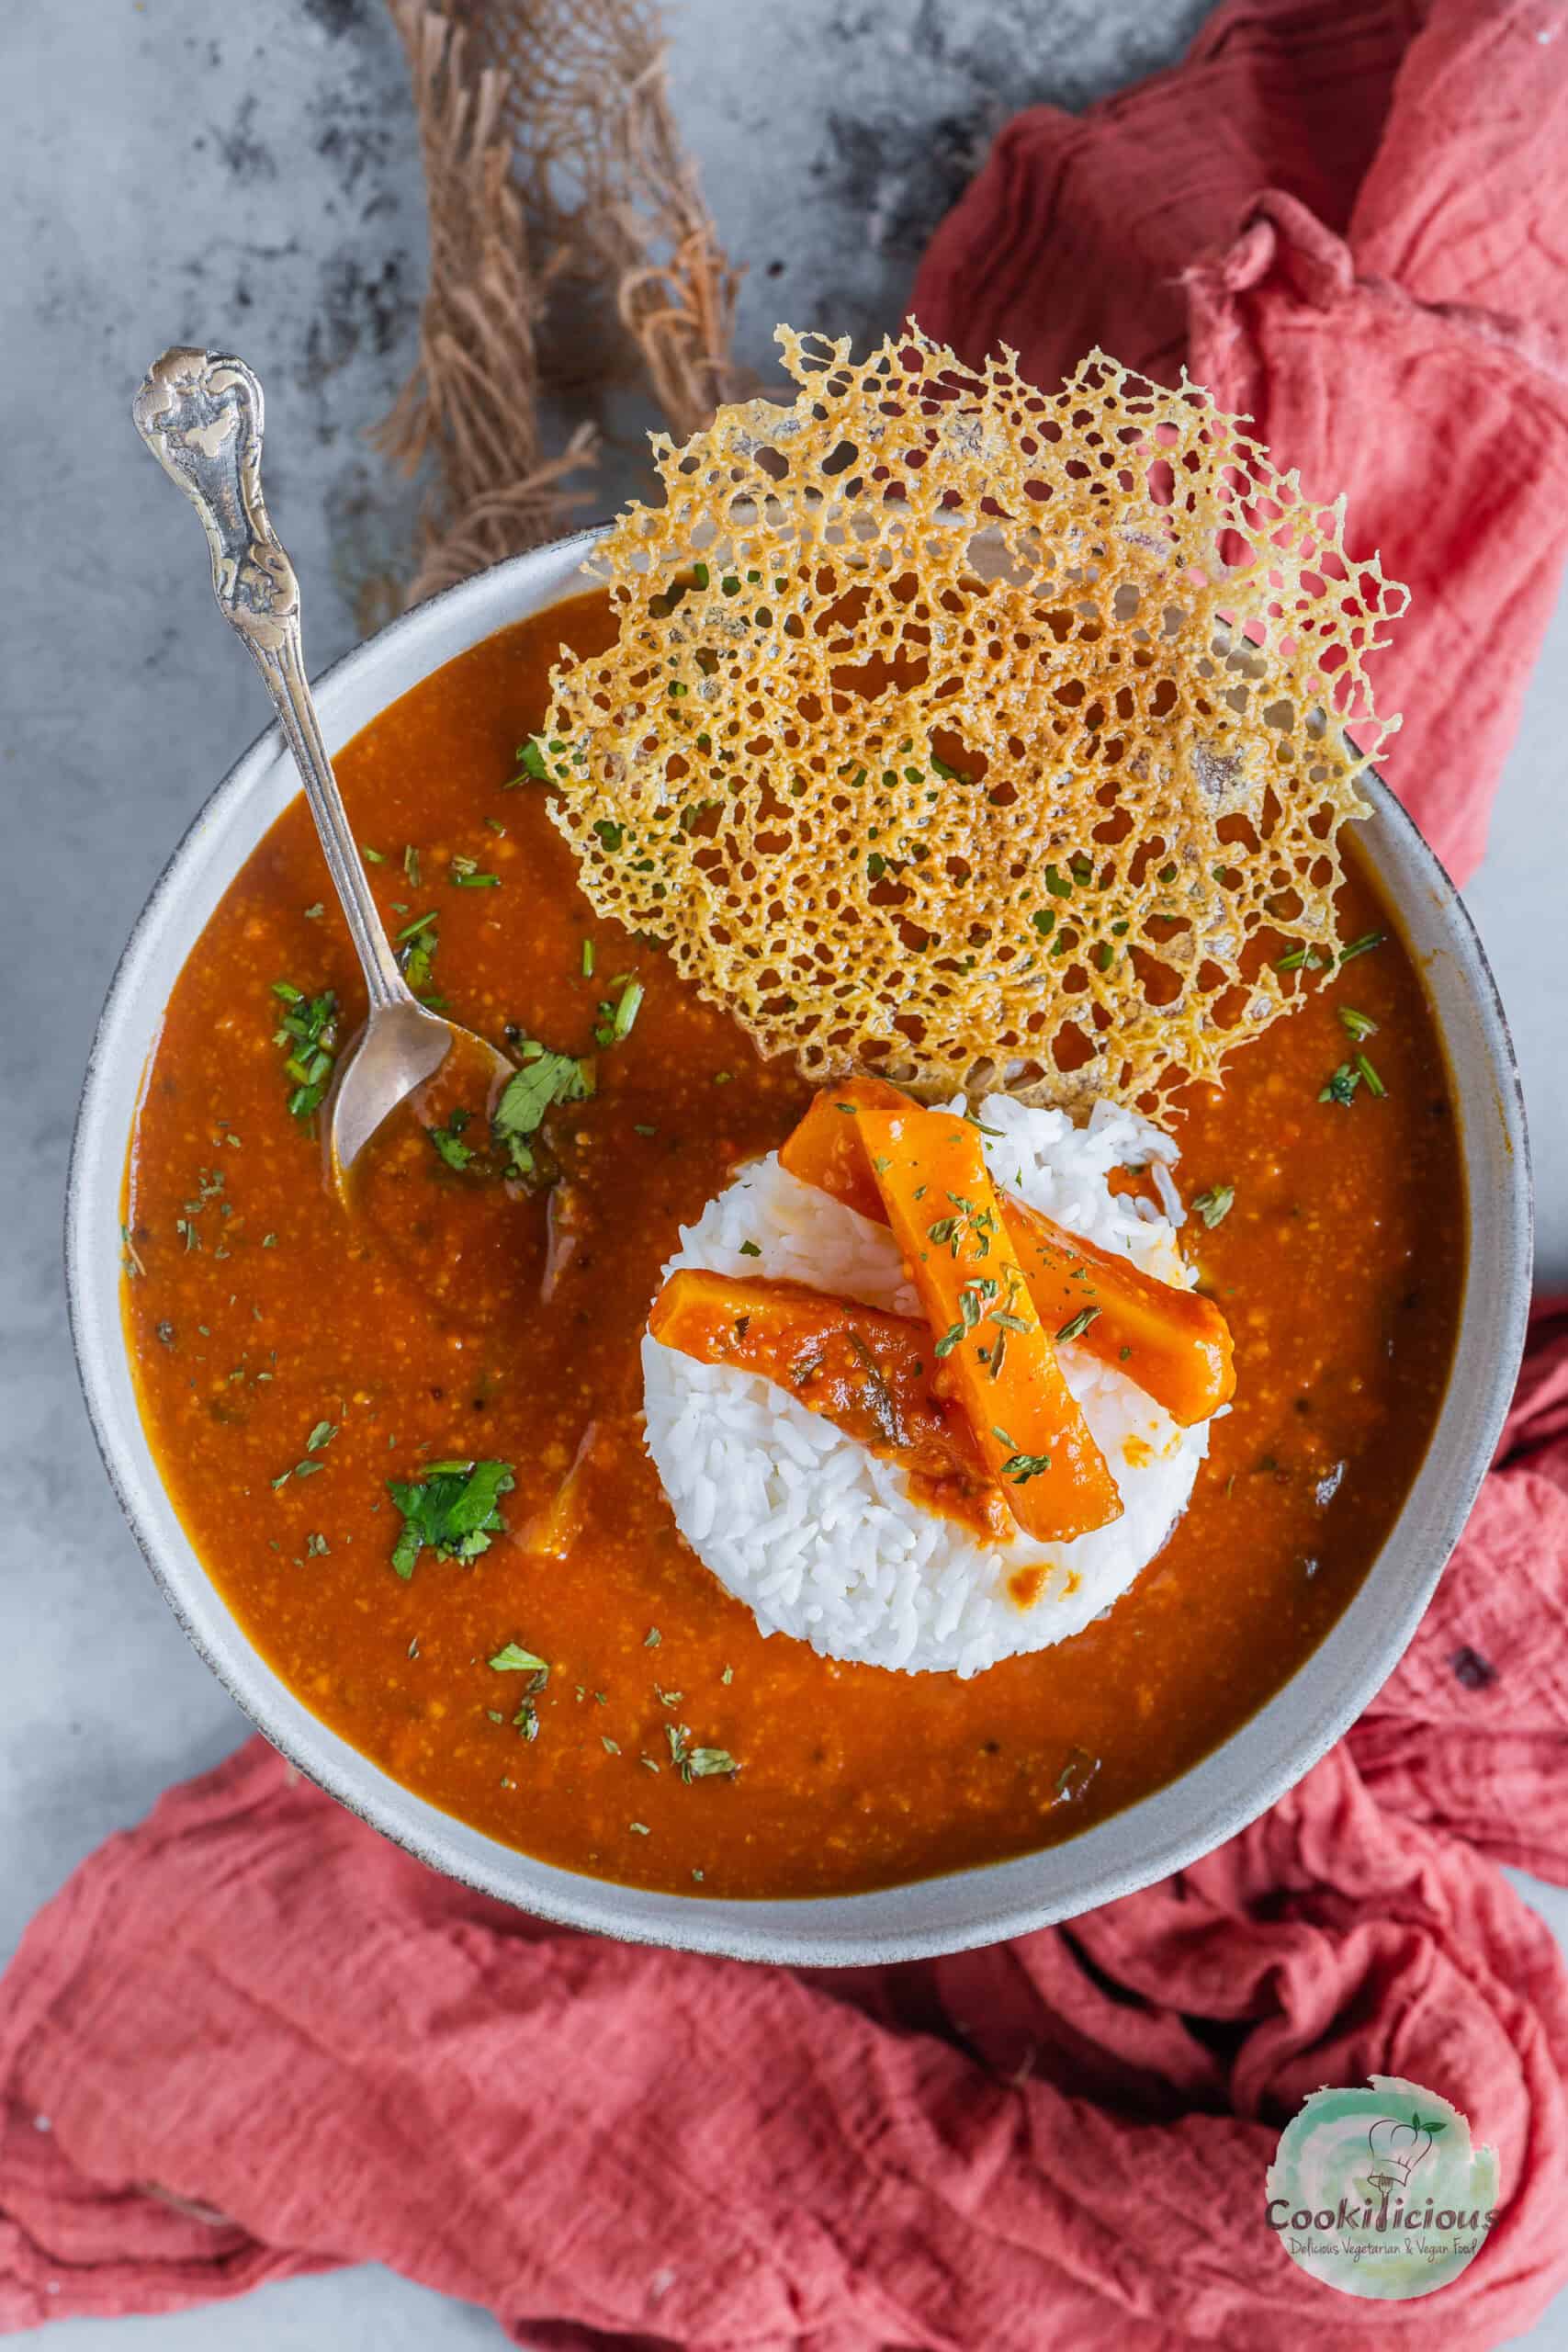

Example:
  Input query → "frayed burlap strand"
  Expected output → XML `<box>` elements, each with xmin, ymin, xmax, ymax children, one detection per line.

<box><xmin>376</xmin><ymin>2</ymin><xmax>599</xmax><ymax>605</ymax></box>
<box><xmin>454</xmin><ymin>0</ymin><xmax>752</xmax><ymax>437</ymax></box>
<box><xmin>380</xmin><ymin>0</ymin><xmax>752</xmax><ymax>605</ymax></box>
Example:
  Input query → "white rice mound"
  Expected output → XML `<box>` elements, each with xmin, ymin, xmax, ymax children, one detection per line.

<box><xmin>641</xmin><ymin>1095</ymin><xmax>1213</xmax><ymax>1678</ymax></box>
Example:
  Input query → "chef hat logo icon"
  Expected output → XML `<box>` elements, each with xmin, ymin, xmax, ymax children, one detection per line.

<box><xmin>1366</xmin><ymin>2109</ymin><xmax>1445</xmax><ymax>2188</ymax></box>
<box><xmin>1268</xmin><ymin>2078</ymin><xmax>1498</xmax><ymax>2300</ymax></box>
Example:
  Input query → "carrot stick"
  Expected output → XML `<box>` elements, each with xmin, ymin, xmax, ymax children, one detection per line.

<box><xmin>855</xmin><ymin>1101</ymin><xmax>1122</xmax><ymax>1543</ymax></box>
<box><xmin>649</xmin><ymin>1268</ymin><xmax>1010</xmax><ymax>1537</ymax></box>
<box><xmin>780</xmin><ymin>1078</ymin><xmax>1233</xmax><ymax>1425</ymax></box>
<box><xmin>999</xmin><ymin>1198</ymin><xmax>1233</xmax><ymax>1426</ymax></box>
<box><xmin>778</xmin><ymin>1076</ymin><xmax>902</xmax><ymax>1222</ymax></box>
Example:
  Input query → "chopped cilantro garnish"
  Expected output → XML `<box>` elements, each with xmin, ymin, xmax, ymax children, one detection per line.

<box><xmin>511</xmin><ymin>738</ymin><xmax>550</xmax><ymax>786</ymax></box>
<box><xmin>271</xmin><ymin>981</ymin><xmax>339</xmax><ymax>1122</ymax></box>
<box><xmin>491</xmin><ymin>1047</ymin><xmax>593</xmax><ymax>1179</ymax></box>
<box><xmin>1318</xmin><ymin>1061</ymin><xmax>1361</xmax><ymax>1107</ymax></box>
<box><xmin>594</xmin><ymin>977</ymin><xmax>644</xmax><ymax>1048</ymax></box>
<box><xmin>739</xmin><ymin>1239</ymin><xmax>761</xmax><ymax>1258</ymax></box>
<box><xmin>427</xmin><ymin>1108</ymin><xmax>477</xmax><ymax>1171</ymax></box>
<box><xmin>387</xmin><ymin>1458</ymin><xmax>514</xmax><ymax>1579</ymax></box>
<box><xmin>395</xmin><ymin>910</ymin><xmax>439</xmax><ymax>996</ymax></box>
<box><xmin>306</xmin><ymin>1420</ymin><xmax>337</xmax><ymax>1453</ymax></box>
<box><xmin>1191</xmin><ymin>1184</ymin><xmax>1235</xmax><ymax>1227</ymax></box>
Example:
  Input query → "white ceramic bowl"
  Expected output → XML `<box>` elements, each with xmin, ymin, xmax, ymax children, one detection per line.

<box><xmin>67</xmin><ymin>529</ymin><xmax>1533</xmax><ymax>1965</ymax></box>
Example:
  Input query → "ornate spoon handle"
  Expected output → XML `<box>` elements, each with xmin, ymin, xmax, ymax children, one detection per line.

<box><xmin>131</xmin><ymin>347</ymin><xmax>410</xmax><ymax>1012</ymax></box>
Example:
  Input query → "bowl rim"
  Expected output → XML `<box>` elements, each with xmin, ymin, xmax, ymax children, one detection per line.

<box><xmin>66</xmin><ymin>530</ymin><xmax>1535</xmax><ymax>1966</ymax></box>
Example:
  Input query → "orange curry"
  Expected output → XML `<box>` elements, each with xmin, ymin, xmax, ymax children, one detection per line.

<box><xmin>121</xmin><ymin>591</ymin><xmax>1465</xmax><ymax>1898</ymax></box>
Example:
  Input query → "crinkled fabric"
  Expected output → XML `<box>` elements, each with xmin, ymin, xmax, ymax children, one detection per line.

<box><xmin>2</xmin><ymin>1314</ymin><xmax>1566</xmax><ymax>2346</ymax></box>
<box><xmin>912</xmin><ymin>0</ymin><xmax>1568</xmax><ymax>883</ymax></box>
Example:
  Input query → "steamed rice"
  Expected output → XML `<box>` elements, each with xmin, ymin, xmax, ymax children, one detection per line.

<box><xmin>641</xmin><ymin>1095</ymin><xmax>1212</xmax><ymax>1678</ymax></box>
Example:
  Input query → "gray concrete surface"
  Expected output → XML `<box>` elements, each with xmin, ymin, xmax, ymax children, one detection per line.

<box><xmin>1</xmin><ymin>1</ymin><xmax>1563</xmax><ymax>2344</ymax></box>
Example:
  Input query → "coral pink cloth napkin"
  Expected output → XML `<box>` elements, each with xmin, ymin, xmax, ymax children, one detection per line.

<box><xmin>913</xmin><ymin>0</ymin><xmax>1568</xmax><ymax>884</ymax></box>
<box><xmin>2</xmin><ymin>1310</ymin><xmax>1567</xmax><ymax>2347</ymax></box>
<box><xmin>8</xmin><ymin>3</ymin><xmax>1568</xmax><ymax>2344</ymax></box>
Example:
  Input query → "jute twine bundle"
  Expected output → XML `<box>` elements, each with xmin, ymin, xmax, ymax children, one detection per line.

<box><xmin>377</xmin><ymin>0</ymin><xmax>750</xmax><ymax>604</ymax></box>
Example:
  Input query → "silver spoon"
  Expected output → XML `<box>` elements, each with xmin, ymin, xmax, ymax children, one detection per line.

<box><xmin>130</xmin><ymin>345</ymin><xmax>513</xmax><ymax>1181</ymax></box>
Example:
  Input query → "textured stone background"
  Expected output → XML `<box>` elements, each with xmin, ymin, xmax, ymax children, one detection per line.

<box><xmin>3</xmin><ymin>1</ymin><xmax>1565</xmax><ymax>2343</ymax></box>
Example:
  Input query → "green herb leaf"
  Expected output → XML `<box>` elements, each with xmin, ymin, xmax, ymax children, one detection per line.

<box><xmin>665</xmin><ymin>1723</ymin><xmax>739</xmax><ymax>1782</ymax></box>
<box><xmin>271</xmin><ymin>983</ymin><xmax>339</xmax><ymax>1123</ymax></box>
<box><xmin>1055</xmin><ymin>1306</ymin><xmax>1101</xmax><ymax>1343</ymax></box>
<box><xmin>491</xmin><ymin>1048</ymin><xmax>593</xmax><ymax>1178</ymax></box>
<box><xmin>594</xmin><ymin>977</ymin><xmax>644</xmax><ymax>1048</ymax></box>
<box><xmin>1337</xmin><ymin>1006</ymin><xmax>1379</xmax><ymax>1042</ymax></box>
<box><xmin>489</xmin><ymin>1642</ymin><xmax>548</xmax><ymax>1673</ymax></box>
<box><xmin>426</xmin><ymin>1108</ymin><xmax>476</xmax><ymax>1171</ymax></box>
<box><xmin>1318</xmin><ymin>1061</ymin><xmax>1361</xmax><ymax>1107</ymax></box>
<box><xmin>1338</xmin><ymin>930</ymin><xmax>1387</xmax><ymax>964</ymax></box>
<box><xmin>387</xmin><ymin>1458</ymin><xmax>514</xmax><ymax>1579</ymax></box>
<box><xmin>395</xmin><ymin>910</ymin><xmax>439</xmax><ymax>995</ymax></box>
<box><xmin>1191</xmin><ymin>1184</ymin><xmax>1235</xmax><ymax>1227</ymax></box>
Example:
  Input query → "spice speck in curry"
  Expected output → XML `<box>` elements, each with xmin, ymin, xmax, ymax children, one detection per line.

<box><xmin>121</xmin><ymin>328</ymin><xmax>1461</xmax><ymax>1898</ymax></box>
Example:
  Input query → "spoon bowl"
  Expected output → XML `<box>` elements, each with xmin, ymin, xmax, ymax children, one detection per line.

<box><xmin>131</xmin><ymin>345</ymin><xmax>513</xmax><ymax>1179</ymax></box>
<box><xmin>327</xmin><ymin>999</ymin><xmax>509</xmax><ymax>1179</ymax></box>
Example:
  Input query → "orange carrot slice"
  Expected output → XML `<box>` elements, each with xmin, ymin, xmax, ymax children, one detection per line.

<box><xmin>855</xmin><ymin>1100</ymin><xmax>1122</xmax><ymax>1543</ymax></box>
<box><xmin>780</xmin><ymin>1077</ymin><xmax>1233</xmax><ymax>1425</ymax></box>
<box><xmin>648</xmin><ymin>1268</ymin><xmax>1010</xmax><ymax>1538</ymax></box>
<box><xmin>779</xmin><ymin>1077</ymin><xmax>900</xmax><ymax>1221</ymax></box>
<box><xmin>999</xmin><ymin>1198</ymin><xmax>1233</xmax><ymax>1427</ymax></box>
